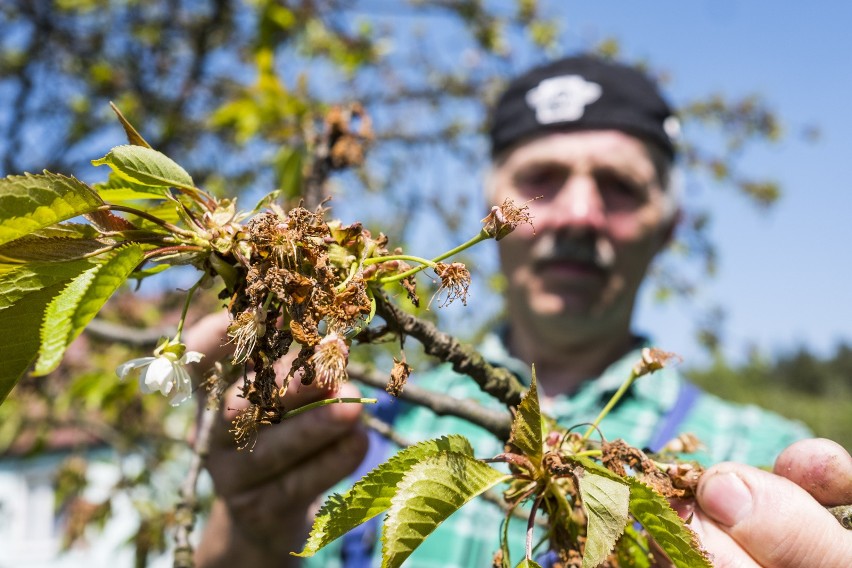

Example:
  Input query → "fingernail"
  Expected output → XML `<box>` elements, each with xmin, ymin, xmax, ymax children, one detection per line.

<box><xmin>699</xmin><ymin>472</ymin><xmax>753</xmax><ymax>527</ymax></box>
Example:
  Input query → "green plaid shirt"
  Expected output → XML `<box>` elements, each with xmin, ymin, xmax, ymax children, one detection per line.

<box><xmin>307</xmin><ymin>335</ymin><xmax>811</xmax><ymax>568</ymax></box>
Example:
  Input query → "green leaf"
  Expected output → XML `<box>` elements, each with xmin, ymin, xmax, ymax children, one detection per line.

<box><xmin>97</xmin><ymin>187</ymin><xmax>171</xmax><ymax>202</ymax></box>
<box><xmin>626</xmin><ymin>479</ymin><xmax>712</xmax><ymax>568</ymax></box>
<box><xmin>508</xmin><ymin>366</ymin><xmax>543</xmax><ymax>463</ymax></box>
<box><xmin>613</xmin><ymin>524</ymin><xmax>652</xmax><ymax>568</ymax></box>
<box><xmin>93</xmin><ymin>171</ymin><xmax>171</xmax><ymax>201</ymax></box>
<box><xmin>0</xmin><ymin>280</ymin><xmax>74</xmax><ymax>404</ymax></box>
<box><xmin>515</xmin><ymin>559</ymin><xmax>544</xmax><ymax>568</ymax></box>
<box><xmin>381</xmin><ymin>451</ymin><xmax>509</xmax><ymax>568</ymax></box>
<box><xmin>295</xmin><ymin>435</ymin><xmax>474</xmax><ymax>557</ymax></box>
<box><xmin>91</xmin><ymin>145</ymin><xmax>194</xmax><ymax>190</ymax></box>
<box><xmin>109</xmin><ymin>101</ymin><xmax>153</xmax><ymax>149</ymax></box>
<box><xmin>0</xmin><ymin>232</ymin><xmax>114</xmax><ymax>263</ymax></box>
<box><xmin>33</xmin><ymin>244</ymin><xmax>147</xmax><ymax>375</ymax></box>
<box><xmin>577</xmin><ymin>469</ymin><xmax>630</xmax><ymax>568</ymax></box>
<box><xmin>0</xmin><ymin>172</ymin><xmax>104</xmax><ymax>246</ymax></box>
<box><xmin>0</xmin><ymin>258</ymin><xmax>95</xmax><ymax>310</ymax></box>
<box><xmin>562</xmin><ymin>455</ymin><xmax>709</xmax><ymax>567</ymax></box>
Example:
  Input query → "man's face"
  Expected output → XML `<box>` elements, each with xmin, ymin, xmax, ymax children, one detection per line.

<box><xmin>490</xmin><ymin>130</ymin><xmax>676</xmax><ymax>342</ymax></box>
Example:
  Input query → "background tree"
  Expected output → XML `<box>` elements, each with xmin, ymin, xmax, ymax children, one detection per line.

<box><xmin>0</xmin><ymin>1</ymin><xmax>831</xmax><ymax>565</ymax></box>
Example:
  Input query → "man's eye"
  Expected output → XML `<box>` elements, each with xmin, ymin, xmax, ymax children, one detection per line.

<box><xmin>515</xmin><ymin>168</ymin><xmax>566</xmax><ymax>193</ymax></box>
<box><xmin>598</xmin><ymin>174</ymin><xmax>646</xmax><ymax>209</ymax></box>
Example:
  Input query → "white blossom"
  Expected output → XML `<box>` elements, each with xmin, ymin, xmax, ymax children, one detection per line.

<box><xmin>117</xmin><ymin>344</ymin><xmax>203</xmax><ymax>406</ymax></box>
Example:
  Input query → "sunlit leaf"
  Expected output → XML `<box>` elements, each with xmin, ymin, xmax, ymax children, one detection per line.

<box><xmin>0</xmin><ymin>172</ymin><xmax>103</xmax><ymax>246</ymax></box>
<box><xmin>0</xmin><ymin>258</ymin><xmax>95</xmax><ymax>310</ymax></box>
<box><xmin>627</xmin><ymin>479</ymin><xmax>711</xmax><ymax>568</ymax></box>
<box><xmin>0</xmin><ymin>224</ymin><xmax>111</xmax><ymax>263</ymax></box>
<box><xmin>91</xmin><ymin>145</ymin><xmax>194</xmax><ymax>191</ymax></box>
<box><xmin>613</xmin><ymin>524</ymin><xmax>652</xmax><ymax>568</ymax></box>
<box><xmin>93</xmin><ymin>170</ymin><xmax>171</xmax><ymax>201</ymax></box>
<box><xmin>576</xmin><ymin>469</ymin><xmax>629</xmax><ymax>568</ymax></box>
<box><xmin>0</xmin><ymin>281</ymin><xmax>70</xmax><ymax>404</ymax></box>
<box><xmin>295</xmin><ymin>435</ymin><xmax>474</xmax><ymax>557</ymax></box>
<box><xmin>96</xmin><ymin>187</ymin><xmax>171</xmax><ymax>202</ymax></box>
<box><xmin>0</xmin><ymin>237</ymin><xmax>111</xmax><ymax>264</ymax></box>
<box><xmin>508</xmin><ymin>366</ymin><xmax>543</xmax><ymax>464</ymax></box>
<box><xmin>381</xmin><ymin>451</ymin><xmax>509</xmax><ymax>568</ymax></box>
<box><xmin>109</xmin><ymin>101</ymin><xmax>153</xmax><ymax>149</ymax></box>
<box><xmin>515</xmin><ymin>559</ymin><xmax>544</xmax><ymax>568</ymax></box>
<box><xmin>34</xmin><ymin>244</ymin><xmax>148</xmax><ymax>375</ymax></box>
<box><xmin>564</xmin><ymin>455</ymin><xmax>709</xmax><ymax>567</ymax></box>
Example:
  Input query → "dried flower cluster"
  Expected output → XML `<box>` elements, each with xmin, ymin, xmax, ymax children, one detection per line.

<box><xmin>225</xmin><ymin>207</ymin><xmax>377</xmax><ymax>445</ymax></box>
<box><xmin>208</xmin><ymin>198</ymin><xmax>532</xmax><ymax>446</ymax></box>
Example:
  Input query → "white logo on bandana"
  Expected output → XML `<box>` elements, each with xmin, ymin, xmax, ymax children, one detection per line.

<box><xmin>526</xmin><ymin>75</ymin><xmax>602</xmax><ymax>124</ymax></box>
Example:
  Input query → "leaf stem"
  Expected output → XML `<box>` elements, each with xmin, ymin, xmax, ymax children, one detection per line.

<box><xmin>581</xmin><ymin>370</ymin><xmax>640</xmax><ymax>442</ymax></box>
<box><xmin>174</xmin><ymin>278</ymin><xmax>203</xmax><ymax>341</ymax></box>
<box><xmin>280</xmin><ymin>397</ymin><xmax>377</xmax><ymax>420</ymax></box>
<box><xmin>377</xmin><ymin>231</ymin><xmax>489</xmax><ymax>284</ymax></box>
<box><xmin>143</xmin><ymin>245</ymin><xmax>206</xmax><ymax>261</ymax></box>
<box><xmin>362</xmin><ymin>254</ymin><xmax>437</xmax><ymax>268</ymax></box>
<box><xmin>574</xmin><ymin>449</ymin><xmax>602</xmax><ymax>459</ymax></box>
<box><xmin>526</xmin><ymin>493</ymin><xmax>545</xmax><ymax>561</ymax></box>
<box><xmin>104</xmin><ymin>204</ymin><xmax>198</xmax><ymax>238</ymax></box>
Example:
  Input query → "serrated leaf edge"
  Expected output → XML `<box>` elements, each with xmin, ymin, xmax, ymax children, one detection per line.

<box><xmin>294</xmin><ymin>435</ymin><xmax>474</xmax><ymax>557</ymax></box>
<box><xmin>381</xmin><ymin>450</ymin><xmax>509</xmax><ymax>568</ymax></box>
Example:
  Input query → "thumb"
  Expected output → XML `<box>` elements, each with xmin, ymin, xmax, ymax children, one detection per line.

<box><xmin>696</xmin><ymin>462</ymin><xmax>852</xmax><ymax>567</ymax></box>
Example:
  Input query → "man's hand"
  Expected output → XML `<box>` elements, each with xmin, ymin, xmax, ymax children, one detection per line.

<box><xmin>185</xmin><ymin>313</ymin><xmax>369</xmax><ymax>567</ymax></box>
<box><xmin>692</xmin><ymin>438</ymin><xmax>852</xmax><ymax>567</ymax></box>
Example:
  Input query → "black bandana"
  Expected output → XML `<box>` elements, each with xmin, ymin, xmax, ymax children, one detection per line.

<box><xmin>489</xmin><ymin>55</ymin><xmax>679</xmax><ymax>159</ymax></box>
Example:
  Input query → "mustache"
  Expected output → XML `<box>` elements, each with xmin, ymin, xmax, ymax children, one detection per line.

<box><xmin>530</xmin><ymin>232</ymin><xmax>615</xmax><ymax>271</ymax></box>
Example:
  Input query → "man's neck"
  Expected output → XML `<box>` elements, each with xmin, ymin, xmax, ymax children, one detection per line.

<box><xmin>506</xmin><ymin>323</ymin><xmax>636</xmax><ymax>396</ymax></box>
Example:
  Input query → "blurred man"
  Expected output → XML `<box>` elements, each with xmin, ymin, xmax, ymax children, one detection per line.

<box><xmin>191</xmin><ymin>56</ymin><xmax>852</xmax><ymax>567</ymax></box>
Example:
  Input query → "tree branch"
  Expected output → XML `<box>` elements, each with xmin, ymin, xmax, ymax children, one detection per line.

<box><xmin>84</xmin><ymin>318</ymin><xmax>176</xmax><ymax>347</ymax></box>
<box><xmin>372</xmin><ymin>294</ymin><xmax>526</xmax><ymax>408</ymax></box>
<box><xmin>172</xmin><ymin>372</ymin><xmax>222</xmax><ymax>568</ymax></box>
<box><xmin>348</xmin><ymin>362</ymin><xmax>513</xmax><ymax>441</ymax></box>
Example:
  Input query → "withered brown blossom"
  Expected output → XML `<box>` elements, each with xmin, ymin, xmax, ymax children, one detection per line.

<box><xmin>631</xmin><ymin>347</ymin><xmax>681</xmax><ymax>378</ymax></box>
<box><xmin>481</xmin><ymin>197</ymin><xmax>535</xmax><ymax>240</ymax></box>
<box><xmin>432</xmin><ymin>262</ymin><xmax>471</xmax><ymax>307</ymax></box>
<box><xmin>326</xmin><ymin>103</ymin><xmax>373</xmax><ymax>170</ymax></box>
<box><xmin>309</xmin><ymin>332</ymin><xmax>350</xmax><ymax>391</ymax></box>
<box><xmin>227</xmin><ymin>308</ymin><xmax>266</xmax><ymax>364</ymax></box>
<box><xmin>601</xmin><ymin>439</ymin><xmax>702</xmax><ymax>499</ymax></box>
<box><xmin>331</xmin><ymin>277</ymin><xmax>372</xmax><ymax>331</ymax></box>
<box><xmin>386</xmin><ymin>355</ymin><xmax>412</xmax><ymax>397</ymax></box>
<box><xmin>659</xmin><ymin>432</ymin><xmax>704</xmax><ymax>455</ymax></box>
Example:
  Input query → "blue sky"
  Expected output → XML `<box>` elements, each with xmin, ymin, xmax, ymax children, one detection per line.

<box><xmin>550</xmin><ymin>1</ymin><xmax>852</xmax><ymax>365</ymax></box>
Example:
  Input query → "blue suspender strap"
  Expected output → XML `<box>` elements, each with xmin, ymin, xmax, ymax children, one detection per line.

<box><xmin>648</xmin><ymin>382</ymin><xmax>701</xmax><ymax>453</ymax></box>
<box><xmin>340</xmin><ymin>391</ymin><xmax>402</xmax><ymax>568</ymax></box>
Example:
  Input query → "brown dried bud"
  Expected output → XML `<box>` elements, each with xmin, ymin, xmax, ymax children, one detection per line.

<box><xmin>401</xmin><ymin>275</ymin><xmax>419</xmax><ymax>307</ymax></box>
<box><xmin>481</xmin><ymin>198</ymin><xmax>535</xmax><ymax>240</ymax></box>
<box><xmin>660</xmin><ymin>461</ymin><xmax>705</xmax><ymax>498</ymax></box>
<box><xmin>387</xmin><ymin>355</ymin><xmax>412</xmax><ymax>397</ymax></box>
<box><xmin>632</xmin><ymin>347</ymin><xmax>681</xmax><ymax>378</ymax></box>
<box><xmin>659</xmin><ymin>432</ymin><xmax>704</xmax><ymax>455</ymax></box>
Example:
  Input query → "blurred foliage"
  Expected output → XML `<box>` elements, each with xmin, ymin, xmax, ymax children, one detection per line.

<box><xmin>0</xmin><ymin>0</ymin><xmax>823</xmax><ymax>564</ymax></box>
<box><xmin>687</xmin><ymin>344</ymin><xmax>852</xmax><ymax>449</ymax></box>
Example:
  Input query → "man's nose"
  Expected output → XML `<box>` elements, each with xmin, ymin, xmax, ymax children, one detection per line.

<box><xmin>541</xmin><ymin>175</ymin><xmax>606</xmax><ymax>233</ymax></box>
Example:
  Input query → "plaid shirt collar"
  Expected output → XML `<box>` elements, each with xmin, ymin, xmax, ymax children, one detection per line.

<box><xmin>478</xmin><ymin>330</ymin><xmax>682</xmax><ymax>419</ymax></box>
